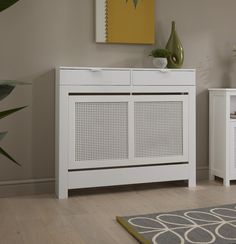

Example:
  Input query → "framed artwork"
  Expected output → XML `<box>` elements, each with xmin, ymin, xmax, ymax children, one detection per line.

<box><xmin>95</xmin><ymin>0</ymin><xmax>155</xmax><ymax>44</ymax></box>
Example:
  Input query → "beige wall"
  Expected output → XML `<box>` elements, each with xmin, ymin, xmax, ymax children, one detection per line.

<box><xmin>0</xmin><ymin>0</ymin><xmax>235</xmax><ymax>193</ymax></box>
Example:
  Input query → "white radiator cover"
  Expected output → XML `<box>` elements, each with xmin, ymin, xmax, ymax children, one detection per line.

<box><xmin>56</xmin><ymin>67</ymin><xmax>196</xmax><ymax>199</ymax></box>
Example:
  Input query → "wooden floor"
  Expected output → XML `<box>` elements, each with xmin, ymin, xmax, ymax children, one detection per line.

<box><xmin>1</xmin><ymin>180</ymin><xmax>236</xmax><ymax>244</ymax></box>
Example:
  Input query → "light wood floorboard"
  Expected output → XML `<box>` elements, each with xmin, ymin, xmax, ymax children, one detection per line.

<box><xmin>1</xmin><ymin>180</ymin><xmax>236</xmax><ymax>244</ymax></box>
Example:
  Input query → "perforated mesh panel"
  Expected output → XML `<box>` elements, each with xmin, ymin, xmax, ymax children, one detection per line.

<box><xmin>134</xmin><ymin>101</ymin><xmax>183</xmax><ymax>158</ymax></box>
<box><xmin>75</xmin><ymin>102</ymin><xmax>128</xmax><ymax>162</ymax></box>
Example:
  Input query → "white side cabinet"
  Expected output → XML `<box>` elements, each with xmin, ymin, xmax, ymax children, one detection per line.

<box><xmin>209</xmin><ymin>88</ymin><xmax>236</xmax><ymax>186</ymax></box>
<box><xmin>56</xmin><ymin>67</ymin><xmax>196</xmax><ymax>199</ymax></box>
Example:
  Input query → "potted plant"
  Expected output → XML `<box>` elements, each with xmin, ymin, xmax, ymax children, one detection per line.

<box><xmin>0</xmin><ymin>0</ymin><xmax>19</xmax><ymax>12</ymax></box>
<box><xmin>0</xmin><ymin>81</ymin><xmax>29</xmax><ymax>166</ymax></box>
<box><xmin>0</xmin><ymin>0</ymin><xmax>29</xmax><ymax>166</ymax></box>
<box><xmin>149</xmin><ymin>48</ymin><xmax>171</xmax><ymax>69</ymax></box>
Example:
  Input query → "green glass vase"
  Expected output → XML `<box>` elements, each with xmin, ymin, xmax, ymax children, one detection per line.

<box><xmin>166</xmin><ymin>21</ymin><xmax>184</xmax><ymax>69</ymax></box>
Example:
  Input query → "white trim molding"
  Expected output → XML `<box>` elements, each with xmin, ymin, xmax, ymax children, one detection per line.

<box><xmin>196</xmin><ymin>166</ymin><xmax>209</xmax><ymax>180</ymax></box>
<box><xmin>0</xmin><ymin>167</ymin><xmax>209</xmax><ymax>197</ymax></box>
<box><xmin>0</xmin><ymin>178</ymin><xmax>54</xmax><ymax>186</ymax></box>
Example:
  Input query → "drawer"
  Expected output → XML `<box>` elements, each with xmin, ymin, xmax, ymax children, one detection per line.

<box><xmin>132</xmin><ymin>70</ymin><xmax>195</xmax><ymax>86</ymax></box>
<box><xmin>60</xmin><ymin>68</ymin><xmax>130</xmax><ymax>86</ymax></box>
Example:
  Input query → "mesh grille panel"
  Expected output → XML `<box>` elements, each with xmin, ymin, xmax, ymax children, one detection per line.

<box><xmin>75</xmin><ymin>102</ymin><xmax>128</xmax><ymax>161</ymax></box>
<box><xmin>134</xmin><ymin>101</ymin><xmax>183</xmax><ymax>158</ymax></box>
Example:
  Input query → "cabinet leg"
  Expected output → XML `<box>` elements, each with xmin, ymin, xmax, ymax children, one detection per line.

<box><xmin>56</xmin><ymin>167</ymin><xmax>68</xmax><ymax>199</ymax></box>
<box><xmin>223</xmin><ymin>179</ymin><xmax>230</xmax><ymax>187</ymax></box>
<box><xmin>188</xmin><ymin>178</ymin><xmax>196</xmax><ymax>188</ymax></box>
<box><xmin>57</xmin><ymin>190</ymin><xmax>68</xmax><ymax>199</ymax></box>
<box><xmin>209</xmin><ymin>173</ymin><xmax>215</xmax><ymax>181</ymax></box>
<box><xmin>56</xmin><ymin>183</ymin><xmax>68</xmax><ymax>199</ymax></box>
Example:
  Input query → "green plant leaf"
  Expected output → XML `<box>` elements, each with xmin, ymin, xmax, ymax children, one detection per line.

<box><xmin>0</xmin><ymin>81</ymin><xmax>31</xmax><ymax>101</ymax></box>
<box><xmin>0</xmin><ymin>146</ymin><xmax>20</xmax><ymax>166</ymax></box>
<box><xmin>126</xmin><ymin>0</ymin><xmax>140</xmax><ymax>8</ymax></box>
<box><xmin>149</xmin><ymin>48</ymin><xmax>172</xmax><ymax>58</ymax></box>
<box><xmin>0</xmin><ymin>106</ymin><xmax>27</xmax><ymax>120</ymax></box>
<box><xmin>0</xmin><ymin>85</ymin><xmax>15</xmax><ymax>101</ymax></box>
<box><xmin>133</xmin><ymin>0</ymin><xmax>139</xmax><ymax>8</ymax></box>
<box><xmin>0</xmin><ymin>132</ymin><xmax>7</xmax><ymax>141</ymax></box>
<box><xmin>0</xmin><ymin>80</ymin><xmax>31</xmax><ymax>85</ymax></box>
<box><xmin>0</xmin><ymin>0</ymin><xmax>20</xmax><ymax>12</ymax></box>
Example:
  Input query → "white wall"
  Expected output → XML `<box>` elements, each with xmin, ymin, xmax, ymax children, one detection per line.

<box><xmin>0</xmin><ymin>0</ymin><xmax>235</xmax><ymax>194</ymax></box>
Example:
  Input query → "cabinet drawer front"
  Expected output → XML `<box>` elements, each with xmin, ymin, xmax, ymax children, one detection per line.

<box><xmin>60</xmin><ymin>69</ymin><xmax>130</xmax><ymax>86</ymax></box>
<box><xmin>132</xmin><ymin>70</ymin><xmax>195</xmax><ymax>86</ymax></box>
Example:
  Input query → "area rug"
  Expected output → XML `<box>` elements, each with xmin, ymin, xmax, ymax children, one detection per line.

<box><xmin>117</xmin><ymin>203</ymin><xmax>236</xmax><ymax>244</ymax></box>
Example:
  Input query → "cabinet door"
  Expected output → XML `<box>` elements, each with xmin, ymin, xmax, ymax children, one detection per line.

<box><xmin>132</xmin><ymin>94</ymin><xmax>188</xmax><ymax>163</ymax></box>
<box><xmin>68</xmin><ymin>95</ymin><xmax>131</xmax><ymax>169</ymax></box>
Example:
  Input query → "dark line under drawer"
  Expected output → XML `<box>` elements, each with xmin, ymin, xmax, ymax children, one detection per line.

<box><xmin>132</xmin><ymin>92</ymin><xmax>188</xmax><ymax>95</ymax></box>
<box><xmin>69</xmin><ymin>93</ymin><xmax>131</xmax><ymax>96</ymax></box>
<box><xmin>68</xmin><ymin>162</ymin><xmax>188</xmax><ymax>172</ymax></box>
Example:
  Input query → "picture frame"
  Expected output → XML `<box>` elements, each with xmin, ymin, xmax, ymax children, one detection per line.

<box><xmin>95</xmin><ymin>0</ymin><xmax>155</xmax><ymax>44</ymax></box>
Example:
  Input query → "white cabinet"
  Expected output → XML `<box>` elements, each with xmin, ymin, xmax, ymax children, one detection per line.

<box><xmin>56</xmin><ymin>67</ymin><xmax>196</xmax><ymax>199</ymax></box>
<box><xmin>209</xmin><ymin>88</ymin><xmax>236</xmax><ymax>186</ymax></box>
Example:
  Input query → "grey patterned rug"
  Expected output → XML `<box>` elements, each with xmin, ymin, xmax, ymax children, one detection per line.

<box><xmin>117</xmin><ymin>203</ymin><xmax>236</xmax><ymax>244</ymax></box>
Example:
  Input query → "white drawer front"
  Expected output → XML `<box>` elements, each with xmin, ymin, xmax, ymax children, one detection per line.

<box><xmin>132</xmin><ymin>70</ymin><xmax>195</xmax><ymax>86</ymax></box>
<box><xmin>60</xmin><ymin>69</ymin><xmax>130</xmax><ymax>86</ymax></box>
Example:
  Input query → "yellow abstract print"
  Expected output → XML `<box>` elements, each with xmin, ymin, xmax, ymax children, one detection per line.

<box><xmin>96</xmin><ymin>0</ymin><xmax>155</xmax><ymax>44</ymax></box>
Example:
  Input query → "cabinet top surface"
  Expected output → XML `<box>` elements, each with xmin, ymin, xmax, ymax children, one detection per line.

<box><xmin>58</xmin><ymin>66</ymin><xmax>195</xmax><ymax>72</ymax></box>
<box><xmin>209</xmin><ymin>88</ymin><xmax>236</xmax><ymax>91</ymax></box>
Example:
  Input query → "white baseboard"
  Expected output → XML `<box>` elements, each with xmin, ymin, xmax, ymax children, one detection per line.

<box><xmin>0</xmin><ymin>167</ymin><xmax>209</xmax><ymax>197</ymax></box>
<box><xmin>196</xmin><ymin>166</ymin><xmax>209</xmax><ymax>180</ymax></box>
<box><xmin>0</xmin><ymin>178</ymin><xmax>54</xmax><ymax>186</ymax></box>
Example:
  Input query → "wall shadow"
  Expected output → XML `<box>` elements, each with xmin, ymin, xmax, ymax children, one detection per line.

<box><xmin>31</xmin><ymin>70</ymin><xmax>55</xmax><ymax>180</ymax></box>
